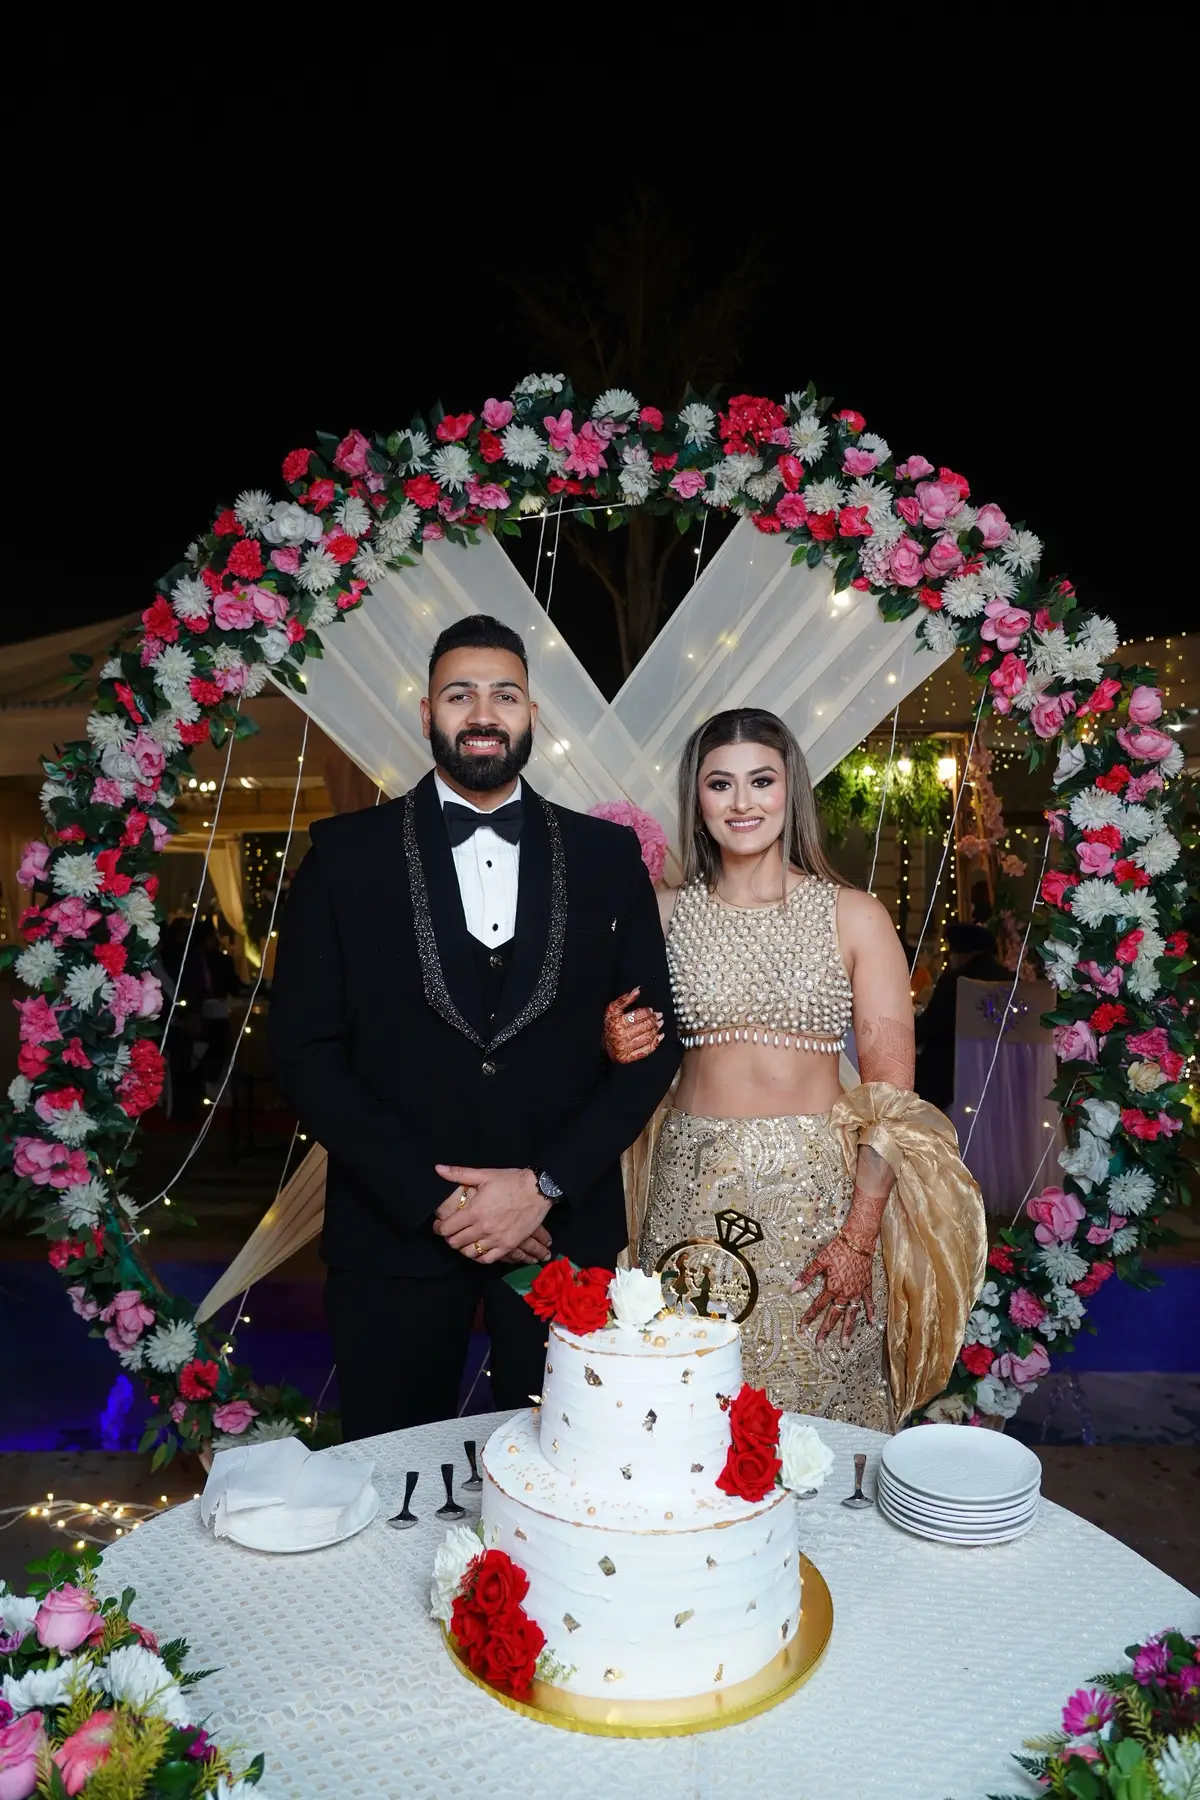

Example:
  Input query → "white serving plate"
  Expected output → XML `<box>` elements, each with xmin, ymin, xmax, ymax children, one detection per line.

<box><xmin>878</xmin><ymin>1483</ymin><xmax>1039</xmax><ymax>1536</ymax></box>
<box><xmin>878</xmin><ymin>1468</ymin><xmax>1039</xmax><ymax>1524</ymax></box>
<box><xmin>881</xmin><ymin>1424</ymin><xmax>1041</xmax><ymax>1504</ymax></box>
<box><xmin>878</xmin><ymin>1491</ymin><xmax>1038</xmax><ymax>1546</ymax></box>
<box><xmin>220</xmin><ymin>1491</ymin><xmax>380</xmax><ymax>1553</ymax></box>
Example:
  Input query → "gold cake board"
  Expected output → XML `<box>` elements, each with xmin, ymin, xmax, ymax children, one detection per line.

<box><xmin>443</xmin><ymin>1553</ymin><xmax>832</xmax><ymax>1738</ymax></box>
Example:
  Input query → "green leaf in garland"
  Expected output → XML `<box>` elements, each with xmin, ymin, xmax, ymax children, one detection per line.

<box><xmin>806</xmin><ymin>543</ymin><xmax>824</xmax><ymax>568</ymax></box>
<box><xmin>502</xmin><ymin>1265</ymin><xmax>540</xmax><ymax>1297</ymax></box>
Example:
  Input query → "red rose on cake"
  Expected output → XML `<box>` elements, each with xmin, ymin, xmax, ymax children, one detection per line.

<box><xmin>728</xmin><ymin>1384</ymin><xmax>782</xmax><ymax>1452</ymax></box>
<box><xmin>479</xmin><ymin>1608</ymin><xmax>546</xmax><ymax>1696</ymax></box>
<box><xmin>716</xmin><ymin>1384</ymin><xmax>783</xmax><ymax>1502</ymax></box>
<box><xmin>523</xmin><ymin>1258</ymin><xmax>614</xmax><ymax>1334</ymax></box>
<box><xmin>449</xmin><ymin>1591</ymin><xmax>491</xmax><ymax>1660</ymax></box>
<box><xmin>471</xmin><ymin>1549</ymin><xmax>530</xmax><ymax>1618</ymax></box>
<box><xmin>526</xmin><ymin>1257</ymin><xmax>575</xmax><ymax>1321</ymax></box>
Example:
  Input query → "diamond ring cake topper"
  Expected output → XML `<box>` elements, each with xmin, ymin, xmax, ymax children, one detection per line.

<box><xmin>654</xmin><ymin>1209</ymin><xmax>763</xmax><ymax>1324</ymax></box>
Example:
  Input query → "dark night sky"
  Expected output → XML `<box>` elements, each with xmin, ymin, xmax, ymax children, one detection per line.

<box><xmin>4</xmin><ymin>48</ymin><xmax>1183</xmax><ymax>697</ymax></box>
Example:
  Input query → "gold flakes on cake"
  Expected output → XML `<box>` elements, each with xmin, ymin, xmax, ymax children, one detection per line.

<box><xmin>583</xmin><ymin>1366</ymin><xmax>603</xmax><ymax>1387</ymax></box>
<box><xmin>587</xmin><ymin>1506</ymin><xmax>597</xmax><ymax>1516</ymax></box>
<box><xmin>616</xmin><ymin>1400</ymin><xmax>623</xmax><ymax>1408</ymax></box>
<box><xmin>507</xmin><ymin>1445</ymin><xmax>518</xmax><ymax>1454</ymax></box>
<box><xmin>620</xmin><ymin>1465</ymin><xmax>632</xmax><ymax>1480</ymax></box>
<box><xmin>603</xmin><ymin>1669</ymin><xmax>623</xmax><ymax>1683</ymax></box>
<box><xmin>551</xmin><ymin>1440</ymin><xmax>560</xmax><ymax>1453</ymax></box>
<box><xmin>546</xmin><ymin>1364</ymin><xmax>553</xmax><ymax>1373</ymax></box>
<box><xmin>681</xmin><ymin>1369</ymin><xmax>693</xmax><ymax>1384</ymax></box>
<box><xmin>690</xmin><ymin>1462</ymin><xmax>703</xmax><ymax>1472</ymax></box>
<box><xmin>598</xmin><ymin>1555</ymin><xmax>616</xmax><ymax>1576</ymax></box>
<box><xmin>664</xmin><ymin>1511</ymin><xmax>674</xmax><ymax>1519</ymax></box>
<box><xmin>563</xmin><ymin>1614</ymin><xmax>581</xmax><ymax>1632</ymax></box>
<box><xmin>561</xmin><ymin>1413</ymin><xmax>570</xmax><ymax>1426</ymax></box>
<box><xmin>653</xmin><ymin>1335</ymin><xmax>667</xmax><ymax>1346</ymax></box>
<box><xmin>714</xmin><ymin>1664</ymin><xmax>724</xmax><ymax>1683</ymax></box>
<box><xmin>746</xmin><ymin>1600</ymin><xmax>757</xmax><ymax>1612</ymax></box>
<box><xmin>781</xmin><ymin>1621</ymin><xmax>790</xmax><ymax>1641</ymax></box>
<box><xmin>524</xmin><ymin>1482</ymin><xmax>534</xmax><ymax>1491</ymax></box>
<box><xmin>642</xmin><ymin>1410</ymin><xmax>657</xmax><ymax>1432</ymax></box>
<box><xmin>514</xmin><ymin>1528</ymin><xmax>527</xmax><ymax>1540</ymax></box>
<box><xmin>674</xmin><ymin>1610</ymin><xmax>695</xmax><ymax>1628</ymax></box>
<box><xmin>783</xmin><ymin>1553</ymin><xmax>791</xmax><ymax>1567</ymax></box>
<box><xmin>706</xmin><ymin>1556</ymin><xmax>716</xmax><ymax>1569</ymax></box>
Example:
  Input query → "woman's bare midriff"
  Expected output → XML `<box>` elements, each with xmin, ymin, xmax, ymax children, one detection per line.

<box><xmin>672</xmin><ymin>1039</ymin><xmax>844</xmax><ymax>1120</ymax></box>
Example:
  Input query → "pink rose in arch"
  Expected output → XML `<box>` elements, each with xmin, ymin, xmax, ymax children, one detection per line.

<box><xmin>670</xmin><ymin>468</ymin><xmax>707</xmax><ymax>500</ymax></box>
<box><xmin>1126</xmin><ymin>1026</ymin><xmax>1169</xmax><ymax>1060</ymax></box>
<box><xmin>989</xmin><ymin>653</ymin><xmax>1027</xmax><ymax>709</ymax></box>
<box><xmin>213</xmin><ymin>591</ymin><xmax>255</xmax><ymax>631</ymax></box>
<box><xmin>422</xmin><ymin>523</ymin><xmax>445</xmax><ymax>541</ymax></box>
<box><xmin>100</xmin><ymin>1289</ymin><xmax>155</xmax><ymax>1351</ymax></box>
<box><xmin>542</xmin><ymin>409</ymin><xmax>575</xmax><ymax>451</ymax></box>
<box><xmin>13</xmin><ymin>1137</ymin><xmax>89</xmax><ymax>1189</ymax></box>
<box><xmin>914</xmin><ymin>479</ymin><xmax>964</xmax><ymax>528</ymax></box>
<box><xmin>169</xmin><ymin>1399</ymin><xmax>187</xmax><ymax>1424</ymax></box>
<box><xmin>332</xmin><ymin>429</ymin><xmax>372</xmax><ymax>477</ymax></box>
<box><xmin>994</xmin><ymin>1342</ymin><xmax>1050</xmax><ymax>1386</ymax></box>
<box><xmin>1125</xmin><ymin>769</ymin><xmax>1163</xmax><ymax>803</ymax></box>
<box><xmin>775</xmin><ymin>493</ymin><xmax>808</xmax><ymax>528</ymax></box>
<box><xmin>246</xmin><ymin>586</ymin><xmax>289</xmax><ymax>624</ymax></box>
<box><xmin>34</xmin><ymin>1583</ymin><xmax>99</xmax><ymax>1653</ymax></box>
<box><xmin>43</xmin><ymin>897</ymin><xmax>102</xmax><ymax>943</ymax></box>
<box><xmin>842</xmin><ymin>447</ymin><xmax>878</xmax><ymax>475</ymax></box>
<box><xmin>923</xmin><ymin>535</ymin><xmax>964</xmax><ymax>580</ymax></box>
<box><xmin>130</xmin><ymin>731</ymin><xmax>166</xmax><ymax>785</ymax></box>
<box><xmin>1075</xmin><ymin>840</ymin><xmax>1115</xmax><ymax>877</ymax></box>
<box><xmin>980</xmin><ymin>599</ymin><xmax>1032</xmax><ymax>652</ymax></box>
<box><xmin>1126</xmin><ymin>684</ymin><xmax>1163</xmax><ymax>724</ymax></box>
<box><xmin>895</xmin><ymin>454</ymin><xmax>935</xmax><ymax>480</ymax></box>
<box><xmin>1031</xmin><ymin>692</ymin><xmax>1076</xmax><ymax>739</ymax></box>
<box><xmin>212</xmin><ymin>1400</ymin><xmax>259</xmax><ymax>1434</ymax></box>
<box><xmin>889</xmin><ymin>537</ymin><xmax>925</xmax><ymax>587</ymax></box>
<box><xmin>1079</xmin><ymin>960</ymin><xmax>1122</xmax><ymax>995</ymax></box>
<box><xmin>975</xmin><ymin>503</ymin><xmax>1010</xmax><ymax>547</ymax></box>
<box><xmin>14</xmin><ymin>995</ymin><xmax>65</xmax><ymax>1044</ymax></box>
<box><xmin>1026</xmin><ymin>1186</ymin><xmax>1086</xmax><ymax>1244</ymax></box>
<box><xmin>270</xmin><ymin>546</ymin><xmax>301</xmax><ymax>575</ymax></box>
<box><xmin>67</xmin><ymin>1286</ymin><xmax>100</xmax><ymax>1321</ymax></box>
<box><xmin>0</xmin><ymin>1713</ymin><xmax>46</xmax><ymax>1799</ymax></box>
<box><xmin>1007</xmin><ymin>1288</ymin><xmax>1046</xmax><ymax>1328</ymax></box>
<box><xmin>1116</xmin><ymin>723</ymin><xmax>1175</xmax><ymax>763</ymax></box>
<box><xmin>482</xmin><ymin>398</ymin><xmax>514</xmax><ymax>430</ymax></box>
<box><xmin>1044</xmin><ymin>808</ymin><xmax>1066</xmax><ymax>840</ymax></box>
<box><xmin>1053</xmin><ymin>1020</ymin><xmax>1098</xmax><ymax>1062</ymax></box>
<box><xmin>1086</xmin><ymin>1214</ymin><xmax>1126</xmax><ymax>1245</ymax></box>
<box><xmin>895</xmin><ymin>494</ymin><xmax>922</xmax><ymax>527</ymax></box>
<box><xmin>16</xmin><ymin>840</ymin><xmax>51</xmax><ymax>887</ymax></box>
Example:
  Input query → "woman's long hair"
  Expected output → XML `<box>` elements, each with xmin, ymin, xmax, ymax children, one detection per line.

<box><xmin>677</xmin><ymin>708</ymin><xmax>841</xmax><ymax>897</ymax></box>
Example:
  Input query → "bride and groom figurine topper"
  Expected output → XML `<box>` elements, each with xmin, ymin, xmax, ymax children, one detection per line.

<box><xmin>661</xmin><ymin>1209</ymin><xmax>765</xmax><ymax>1324</ymax></box>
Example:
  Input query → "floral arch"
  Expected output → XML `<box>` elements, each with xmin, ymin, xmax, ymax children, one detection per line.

<box><xmin>1</xmin><ymin>376</ymin><xmax>1193</xmax><ymax>1464</ymax></box>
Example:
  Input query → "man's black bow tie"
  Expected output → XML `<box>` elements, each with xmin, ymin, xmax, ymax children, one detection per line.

<box><xmin>443</xmin><ymin>798</ymin><xmax>524</xmax><ymax>848</ymax></box>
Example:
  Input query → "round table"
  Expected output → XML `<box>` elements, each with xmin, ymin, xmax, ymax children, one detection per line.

<box><xmin>100</xmin><ymin>1412</ymin><xmax>1195</xmax><ymax>1800</ymax></box>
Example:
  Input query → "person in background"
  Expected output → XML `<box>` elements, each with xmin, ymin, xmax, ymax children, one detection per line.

<box><xmin>913</xmin><ymin>922</ymin><xmax>1010</xmax><ymax>1112</ymax></box>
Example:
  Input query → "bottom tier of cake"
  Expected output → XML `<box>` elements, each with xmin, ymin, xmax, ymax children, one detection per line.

<box><xmin>481</xmin><ymin>1411</ymin><xmax>801</xmax><ymax>1702</ymax></box>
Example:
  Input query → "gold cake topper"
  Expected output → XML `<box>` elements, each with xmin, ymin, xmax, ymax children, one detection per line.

<box><xmin>655</xmin><ymin>1208</ymin><xmax>764</xmax><ymax>1324</ymax></box>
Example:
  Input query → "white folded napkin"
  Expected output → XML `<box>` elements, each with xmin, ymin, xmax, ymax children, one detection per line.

<box><xmin>200</xmin><ymin>1439</ymin><xmax>378</xmax><ymax>1552</ymax></box>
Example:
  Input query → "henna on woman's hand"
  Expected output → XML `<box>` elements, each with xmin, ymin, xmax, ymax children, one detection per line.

<box><xmin>856</xmin><ymin>1013</ymin><xmax>917</xmax><ymax>1088</ymax></box>
<box><xmin>604</xmin><ymin>987</ymin><xmax>664</xmax><ymax>1064</ymax></box>
<box><xmin>792</xmin><ymin>1230</ymin><xmax>877</xmax><ymax>1348</ymax></box>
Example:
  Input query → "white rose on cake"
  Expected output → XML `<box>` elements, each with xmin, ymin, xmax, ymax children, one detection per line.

<box><xmin>778</xmin><ymin>1417</ymin><xmax>835</xmax><ymax>1493</ymax></box>
<box><xmin>429</xmin><ymin>1523</ymin><xmax>483</xmax><ymax>1624</ymax></box>
<box><xmin>608</xmin><ymin>1267</ymin><xmax>665</xmax><ymax>1330</ymax></box>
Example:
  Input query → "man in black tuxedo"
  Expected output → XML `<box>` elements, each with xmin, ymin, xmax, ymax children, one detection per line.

<box><xmin>269</xmin><ymin>614</ymin><xmax>680</xmax><ymax>1440</ymax></box>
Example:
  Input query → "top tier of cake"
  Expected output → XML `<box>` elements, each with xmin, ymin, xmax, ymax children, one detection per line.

<box><xmin>538</xmin><ymin>1312</ymin><xmax>742</xmax><ymax>1499</ymax></box>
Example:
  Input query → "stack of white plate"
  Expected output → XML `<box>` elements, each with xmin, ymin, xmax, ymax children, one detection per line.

<box><xmin>877</xmin><ymin>1424</ymin><xmax>1041</xmax><ymax>1545</ymax></box>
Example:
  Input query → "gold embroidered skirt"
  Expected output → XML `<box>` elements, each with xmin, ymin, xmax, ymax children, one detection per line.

<box><xmin>637</xmin><ymin>1108</ymin><xmax>892</xmax><ymax>1433</ymax></box>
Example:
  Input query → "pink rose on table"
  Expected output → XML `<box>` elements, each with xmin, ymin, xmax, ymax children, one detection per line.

<box><xmin>34</xmin><ymin>1583</ymin><xmax>99</xmax><ymax>1653</ymax></box>
<box><xmin>0</xmin><ymin>1711</ymin><xmax>45</xmax><ymax>1800</ymax></box>
<box><xmin>894</xmin><ymin>494</ymin><xmax>922</xmax><ymax>526</ymax></box>
<box><xmin>1127</xmin><ymin>684</ymin><xmax>1163</xmax><ymax>723</ymax></box>
<box><xmin>895</xmin><ymin>454</ymin><xmax>935</xmax><ymax>480</ymax></box>
<box><xmin>669</xmin><ymin>468</ymin><xmax>707</xmax><ymax>500</ymax></box>
<box><xmin>889</xmin><ymin>537</ymin><xmax>925</xmax><ymax>587</ymax></box>
<box><xmin>212</xmin><ymin>1400</ymin><xmax>259</xmax><ymax>1434</ymax></box>
<box><xmin>482</xmin><ymin>398</ymin><xmax>514</xmax><ymax>429</ymax></box>
<box><xmin>775</xmin><ymin>493</ymin><xmax>808</xmax><ymax>528</ymax></box>
<box><xmin>842</xmin><ymin>447</ymin><xmax>878</xmax><ymax>475</ymax></box>
<box><xmin>333</xmin><ymin>428</ymin><xmax>372</xmax><ymax>476</ymax></box>
<box><xmin>52</xmin><ymin>1710</ymin><xmax>116</xmax><ymax>1796</ymax></box>
<box><xmin>974</xmin><ymin>502</ymin><xmax>1010</xmax><ymax>547</ymax></box>
<box><xmin>980</xmin><ymin>599</ymin><xmax>1032</xmax><ymax>651</ymax></box>
<box><xmin>1075</xmin><ymin>839</ymin><xmax>1115</xmax><ymax>877</ymax></box>
<box><xmin>923</xmin><ymin>535</ymin><xmax>964</xmax><ymax>579</ymax></box>
<box><xmin>914</xmin><ymin>479</ymin><xmax>964</xmax><ymax>528</ymax></box>
<box><xmin>1116</xmin><ymin>723</ymin><xmax>1175</xmax><ymax>763</ymax></box>
<box><xmin>1008</xmin><ymin>1288</ymin><xmax>1046</xmax><ymax>1328</ymax></box>
<box><xmin>100</xmin><ymin>1289</ymin><xmax>155</xmax><ymax>1352</ymax></box>
<box><xmin>1027</xmin><ymin>1186</ymin><xmax>1086</xmax><ymax>1244</ymax></box>
<box><xmin>213</xmin><ymin>591</ymin><xmax>255</xmax><ymax>631</ymax></box>
<box><xmin>994</xmin><ymin>1343</ymin><xmax>1050</xmax><ymax>1386</ymax></box>
<box><xmin>1053</xmin><ymin>1020</ymin><xmax>1098</xmax><ymax>1062</ymax></box>
<box><xmin>1031</xmin><ymin>692</ymin><xmax>1076</xmax><ymax>738</ymax></box>
<box><xmin>16</xmin><ymin>841</ymin><xmax>51</xmax><ymax>888</ymax></box>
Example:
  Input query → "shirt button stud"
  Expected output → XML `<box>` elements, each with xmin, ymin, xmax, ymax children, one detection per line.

<box><xmin>489</xmin><ymin>953</ymin><xmax>503</xmax><ymax>969</ymax></box>
<box><xmin>481</xmin><ymin>1060</ymin><xmax>496</xmax><ymax>1076</ymax></box>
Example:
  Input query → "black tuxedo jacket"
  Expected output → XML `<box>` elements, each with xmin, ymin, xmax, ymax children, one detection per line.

<box><xmin>268</xmin><ymin>771</ymin><xmax>681</xmax><ymax>1277</ymax></box>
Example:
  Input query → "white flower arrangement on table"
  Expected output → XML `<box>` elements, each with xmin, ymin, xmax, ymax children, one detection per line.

<box><xmin>0</xmin><ymin>1547</ymin><xmax>265</xmax><ymax>1797</ymax></box>
<box><xmin>0</xmin><ymin>376</ymin><xmax>1193</xmax><ymax>1463</ymax></box>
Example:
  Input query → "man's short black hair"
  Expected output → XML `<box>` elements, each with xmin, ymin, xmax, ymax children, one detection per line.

<box><xmin>428</xmin><ymin>614</ymin><xmax>528</xmax><ymax>685</ymax></box>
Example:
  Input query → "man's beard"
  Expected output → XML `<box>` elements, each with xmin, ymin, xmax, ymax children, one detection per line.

<box><xmin>430</xmin><ymin>721</ymin><xmax>533</xmax><ymax>793</ymax></box>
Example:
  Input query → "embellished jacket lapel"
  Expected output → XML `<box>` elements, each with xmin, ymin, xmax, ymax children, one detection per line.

<box><xmin>405</xmin><ymin>772</ymin><xmax>486</xmax><ymax>1045</ymax></box>
<box><xmin>490</xmin><ymin>787</ymin><xmax>567</xmax><ymax>1048</ymax></box>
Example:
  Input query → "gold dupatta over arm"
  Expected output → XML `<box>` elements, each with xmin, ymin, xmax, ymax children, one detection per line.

<box><xmin>829</xmin><ymin>1081</ymin><xmax>987</xmax><ymax>1425</ymax></box>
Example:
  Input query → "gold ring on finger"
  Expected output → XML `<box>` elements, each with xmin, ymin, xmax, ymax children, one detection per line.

<box><xmin>473</xmin><ymin>1240</ymin><xmax>485</xmax><ymax>1256</ymax></box>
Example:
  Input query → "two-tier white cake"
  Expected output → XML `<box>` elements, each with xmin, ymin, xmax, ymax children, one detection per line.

<box><xmin>478</xmin><ymin>1311</ymin><xmax>801</xmax><ymax>1704</ymax></box>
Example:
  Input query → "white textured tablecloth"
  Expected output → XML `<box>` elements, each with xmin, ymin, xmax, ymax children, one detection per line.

<box><xmin>100</xmin><ymin>1412</ymin><xmax>1195</xmax><ymax>1800</ymax></box>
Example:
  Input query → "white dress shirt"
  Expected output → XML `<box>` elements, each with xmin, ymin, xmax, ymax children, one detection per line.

<box><xmin>435</xmin><ymin>772</ymin><xmax>522</xmax><ymax>945</ymax></box>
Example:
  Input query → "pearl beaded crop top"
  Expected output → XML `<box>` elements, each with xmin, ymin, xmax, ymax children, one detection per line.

<box><xmin>666</xmin><ymin>878</ymin><xmax>853</xmax><ymax>1054</ymax></box>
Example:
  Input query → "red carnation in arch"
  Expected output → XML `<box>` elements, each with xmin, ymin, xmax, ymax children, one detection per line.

<box><xmin>718</xmin><ymin>394</ymin><xmax>787</xmax><ymax>454</ymax></box>
<box><xmin>1163</xmin><ymin>932</ymin><xmax>1189</xmax><ymax>957</ymax></box>
<box><xmin>404</xmin><ymin>474</ymin><xmax>440</xmax><ymax>509</ymax></box>
<box><xmin>189</xmin><ymin>677</ymin><xmax>225</xmax><ymax>708</ymax></box>
<box><xmin>282</xmin><ymin>448</ymin><xmax>312</xmax><ymax>484</ymax></box>
<box><xmin>1073</xmin><ymin>1260</ymin><xmax>1114</xmax><ymax>1298</ymax></box>
<box><xmin>1113</xmin><ymin>859</ymin><xmax>1150</xmax><ymax>888</ymax></box>
<box><xmin>94</xmin><ymin>941</ymin><xmax>127</xmax><ymax>978</ymax></box>
<box><xmin>752</xmin><ymin>513</ymin><xmax>783</xmax><ymax>534</ymax></box>
<box><xmin>960</xmin><ymin>1342</ymin><xmax>995</xmax><ymax>1377</ymax></box>
<box><xmin>212</xmin><ymin>509</ymin><xmax>244</xmax><ymax>537</ymax></box>
<box><xmin>836</xmin><ymin>409</ymin><xmax>866</xmax><ymax>433</ymax></box>
<box><xmin>178</xmin><ymin>1359</ymin><xmax>220</xmax><ymax>1402</ymax></box>
<box><xmin>1090</xmin><ymin>1002</ymin><xmax>1128</xmax><ymax>1033</ymax></box>
<box><xmin>226</xmin><ymin>538</ymin><xmax>264</xmax><ymax>582</ymax></box>
<box><xmin>478</xmin><ymin>429</ymin><xmax>505</xmax><ymax>464</ymax></box>
<box><xmin>1095</xmin><ymin>765</ymin><xmax>1131</xmax><ymax>793</ymax></box>
<box><xmin>807</xmin><ymin>511</ymin><xmax>837</xmax><ymax>542</ymax></box>
<box><xmin>141</xmin><ymin>596</ymin><xmax>179</xmax><ymax>644</ymax></box>
<box><xmin>326</xmin><ymin>532</ymin><xmax>359</xmax><ymax>565</ymax></box>
<box><xmin>178</xmin><ymin>719</ymin><xmax>211</xmax><ymax>745</ymax></box>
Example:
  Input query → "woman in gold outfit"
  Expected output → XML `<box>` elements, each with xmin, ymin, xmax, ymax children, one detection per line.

<box><xmin>608</xmin><ymin>709</ymin><xmax>985</xmax><ymax>1432</ymax></box>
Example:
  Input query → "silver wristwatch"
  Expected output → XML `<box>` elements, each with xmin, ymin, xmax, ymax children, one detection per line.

<box><xmin>532</xmin><ymin>1167</ymin><xmax>564</xmax><ymax>1201</ymax></box>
